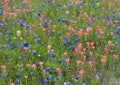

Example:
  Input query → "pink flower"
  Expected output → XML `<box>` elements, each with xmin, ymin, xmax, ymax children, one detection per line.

<box><xmin>26</xmin><ymin>63</ymin><xmax>31</xmax><ymax>67</ymax></box>
<box><xmin>10</xmin><ymin>82</ymin><xmax>15</xmax><ymax>85</ymax></box>
<box><xmin>4</xmin><ymin>0</ymin><xmax>9</xmax><ymax>3</ymax></box>
<box><xmin>32</xmin><ymin>64</ymin><xmax>36</xmax><ymax>69</ymax></box>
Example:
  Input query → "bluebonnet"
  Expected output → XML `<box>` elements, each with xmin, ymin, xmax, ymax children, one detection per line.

<box><xmin>98</xmin><ymin>73</ymin><xmax>103</xmax><ymax>78</ymax></box>
<box><xmin>112</xmin><ymin>67</ymin><xmax>116</xmax><ymax>72</ymax></box>
<box><xmin>58</xmin><ymin>59</ymin><xmax>62</xmax><ymax>64</ymax></box>
<box><xmin>22</xmin><ymin>2</ymin><xmax>25</xmax><ymax>6</ymax></box>
<box><xmin>48</xmin><ymin>75</ymin><xmax>52</xmax><ymax>80</ymax></box>
<box><xmin>64</xmin><ymin>42</ymin><xmax>67</xmax><ymax>46</ymax></box>
<box><xmin>116</xmin><ymin>27</ymin><xmax>120</xmax><ymax>34</ymax></box>
<box><xmin>38</xmin><ymin>54</ymin><xmax>41</xmax><ymax>58</ymax></box>
<box><xmin>94</xmin><ymin>0</ymin><xmax>98</xmax><ymax>2</ymax></box>
<box><xmin>72</xmin><ymin>45</ymin><xmax>75</xmax><ymax>51</ymax></box>
<box><xmin>6</xmin><ymin>31</ymin><xmax>11</xmax><ymax>35</ymax></box>
<box><xmin>44</xmin><ymin>79</ymin><xmax>48</xmax><ymax>84</ymax></box>
<box><xmin>51</xmin><ymin>53</ymin><xmax>56</xmax><ymax>58</ymax></box>
<box><xmin>6</xmin><ymin>38</ymin><xmax>10</xmax><ymax>43</ymax></box>
<box><xmin>58</xmin><ymin>18</ymin><xmax>61</xmax><ymax>23</ymax></box>
<box><xmin>92</xmin><ymin>4</ymin><xmax>95</xmax><ymax>8</ymax></box>
<box><xmin>64</xmin><ymin>36</ymin><xmax>68</xmax><ymax>40</ymax></box>
<box><xmin>7</xmin><ymin>56</ymin><xmax>11</xmax><ymax>60</ymax></box>
<box><xmin>23</xmin><ymin>41</ymin><xmax>28</xmax><ymax>47</ymax></box>
<box><xmin>46</xmin><ymin>67</ymin><xmax>50</xmax><ymax>72</ymax></box>
<box><xmin>74</xmin><ymin>38</ymin><xmax>80</xmax><ymax>44</ymax></box>
<box><xmin>38</xmin><ymin>79</ymin><xmax>43</xmax><ymax>83</ymax></box>
<box><xmin>38</xmin><ymin>12</ymin><xmax>40</xmax><ymax>16</ymax></box>
<box><xmin>30</xmin><ymin>72</ymin><xmax>34</xmax><ymax>76</ymax></box>
<box><xmin>54</xmin><ymin>77</ymin><xmax>57</xmax><ymax>82</ymax></box>
<box><xmin>106</xmin><ymin>15</ymin><xmax>110</xmax><ymax>22</ymax></box>
<box><xmin>67</xmin><ymin>82</ymin><xmax>72</xmax><ymax>85</ymax></box>
<box><xmin>16</xmin><ymin>73</ymin><xmax>21</xmax><ymax>79</ymax></box>
<box><xmin>16</xmin><ymin>80</ymin><xmax>21</xmax><ymax>84</ymax></box>
<box><xmin>112</xmin><ymin>10</ymin><xmax>116</xmax><ymax>14</ymax></box>
<box><xmin>3</xmin><ymin>45</ymin><xmax>7</xmax><ymax>49</ymax></box>
<box><xmin>30</xmin><ymin>44</ymin><xmax>32</xmax><ymax>50</ymax></box>
<box><xmin>34</xmin><ymin>62</ymin><xmax>39</xmax><ymax>66</ymax></box>
<box><xmin>33</xmin><ymin>50</ymin><xmax>36</xmax><ymax>55</ymax></box>
<box><xmin>82</xmin><ymin>82</ymin><xmax>86</xmax><ymax>85</ymax></box>
<box><xmin>18</xmin><ymin>56</ymin><xmax>22</xmax><ymax>62</ymax></box>
<box><xmin>25</xmin><ymin>25</ymin><xmax>30</xmax><ymax>29</ymax></box>
<box><xmin>87</xmin><ymin>57</ymin><xmax>91</xmax><ymax>61</ymax></box>
<box><xmin>0</xmin><ymin>10</ymin><xmax>2</xmax><ymax>15</ymax></box>
<box><xmin>68</xmin><ymin>40</ymin><xmax>71</xmax><ymax>46</ymax></box>
<box><xmin>20</xmin><ymin>68</ymin><xmax>24</xmax><ymax>72</ymax></box>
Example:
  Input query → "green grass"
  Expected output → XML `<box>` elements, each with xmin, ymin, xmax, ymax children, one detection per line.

<box><xmin>0</xmin><ymin>0</ymin><xmax>120</xmax><ymax>85</ymax></box>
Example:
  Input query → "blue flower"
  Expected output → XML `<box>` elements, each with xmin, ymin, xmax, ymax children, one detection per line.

<box><xmin>64</xmin><ymin>42</ymin><xmax>67</xmax><ymax>46</ymax></box>
<box><xmin>44</xmin><ymin>79</ymin><xmax>48</xmax><ymax>84</ymax></box>
<box><xmin>18</xmin><ymin>56</ymin><xmax>22</xmax><ymax>62</ymax></box>
<box><xmin>64</xmin><ymin>36</ymin><xmax>68</xmax><ymax>40</ymax></box>
<box><xmin>72</xmin><ymin>45</ymin><xmax>75</xmax><ymax>51</ymax></box>
<box><xmin>38</xmin><ymin>12</ymin><xmax>40</xmax><ymax>16</ymax></box>
<box><xmin>38</xmin><ymin>79</ymin><xmax>43</xmax><ymax>83</ymax></box>
<box><xmin>74</xmin><ymin>38</ymin><xmax>80</xmax><ymax>44</ymax></box>
<box><xmin>30</xmin><ymin>44</ymin><xmax>32</xmax><ymax>50</ymax></box>
<box><xmin>16</xmin><ymin>80</ymin><xmax>21</xmax><ymax>85</ymax></box>
<box><xmin>16</xmin><ymin>73</ymin><xmax>21</xmax><ymax>79</ymax></box>
<box><xmin>30</xmin><ymin>72</ymin><xmax>34</xmax><ymax>76</ymax></box>
<box><xmin>54</xmin><ymin>77</ymin><xmax>57</xmax><ymax>82</ymax></box>
<box><xmin>34</xmin><ymin>62</ymin><xmax>39</xmax><ymax>66</ymax></box>
<box><xmin>23</xmin><ymin>41</ymin><xmax>28</xmax><ymax>47</ymax></box>
<box><xmin>58</xmin><ymin>59</ymin><xmax>62</xmax><ymax>64</ymax></box>
<box><xmin>46</xmin><ymin>67</ymin><xmax>50</xmax><ymax>72</ymax></box>
<box><xmin>112</xmin><ymin>67</ymin><xmax>116</xmax><ymax>72</ymax></box>
<box><xmin>0</xmin><ymin>10</ymin><xmax>2</xmax><ymax>15</ymax></box>
<box><xmin>48</xmin><ymin>75</ymin><xmax>52</xmax><ymax>80</ymax></box>
<box><xmin>51</xmin><ymin>53</ymin><xmax>56</xmax><ymax>58</ymax></box>
<box><xmin>0</xmin><ymin>32</ymin><xmax>3</xmax><ymax>36</ymax></box>
<box><xmin>58</xmin><ymin>18</ymin><xmax>61</xmax><ymax>23</ymax></box>
<box><xmin>116</xmin><ymin>27</ymin><xmax>120</xmax><ymax>34</ymax></box>
<box><xmin>7</xmin><ymin>56</ymin><xmax>11</xmax><ymax>60</ymax></box>
<box><xmin>98</xmin><ymin>73</ymin><xmax>103</xmax><ymax>78</ymax></box>
<box><xmin>22</xmin><ymin>2</ymin><xmax>25</xmax><ymax>6</ymax></box>
<box><xmin>33</xmin><ymin>50</ymin><xmax>36</xmax><ymax>55</ymax></box>
<box><xmin>87</xmin><ymin>57</ymin><xmax>91</xmax><ymax>61</ymax></box>
<box><xmin>20</xmin><ymin>68</ymin><xmax>24</xmax><ymax>72</ymax></box>
<box><xmin>112</xmin><ymin>10</ymin><xmax>116</xmax><ymax>14</ymax></box>
<box><xmin>25</xmin><ymin>25</ymin><xmax>30</xmax><ymax>29</ymax></box>
<box><xmin>38</xmin><ymin>54</ymin><xmax>41</xmax><ymax>58</ymax></box>
<box><xmin>68</xmin><ymin>40</ymin><xmax>71</xmax><ymax>46</ymax></box>
<box><xmin>37</xmin><ymin>38</ymin><xmax>40</xmax><ymax>43</ymax></box>
<box><xmin>82</xmin><ymin>82</ymin><xmax>86</xmax><ymax>85</ymax></box>
<box><xmin>67</xmin><ymin>82</ymin><xmax>72</xmax><ymax>85</ymax></box>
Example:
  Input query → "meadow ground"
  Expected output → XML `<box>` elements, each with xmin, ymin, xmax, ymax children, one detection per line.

<box><xmin>0</xmin><ymin>0</ymin><xmax>120</xmax><ymax>85</ymax></box>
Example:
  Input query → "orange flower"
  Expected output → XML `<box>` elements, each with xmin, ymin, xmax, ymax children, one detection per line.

<box><xmin>0</xmin><ymin>65</ymin><xmax>6</xmax><ymax>69</ymax></box>
<box><xmin>26</xmin><ymin>63</ymin><xmax>31</xmax><ymax>67</ymax></box>
<box><xmin>82</xmin><ymin>55</ymin><xmax>87</xmax><ymax>59</ymax></box>
<box><xmin>39</xmin><ymin>61</ymin><xmax>44</xmax><ymax>66</ymax></box>
<box><xmin>89</xmin><ymin>61</ymin><xmax>96</xmax><ymax>67</ymax></box>
<box><xmin>32</xmin><ymin>64</ymin><xmax>36</xmax><ymax>69</ymax></box>
<box><xmin>76</xmin><ymin>60</ymin><xmax>84</xmax><ymax>66</ymax></box>
<box><xmin>104</xmin><ymin>47</ymin><xmax>108</xmax><ymax>52</ymax></box>
<box><xmin>43</xmin><ymin>69</ymin><xmax>46</xmax><ymax>74</ymax></box>
<box><xmin>83</xmin><ymin>48</ymin><xmax>86</xmax><ymax>51</ymax></box>
<box><xmin>112</xmin><ymin>54</ymin><xmax>117</xmax><ymax>58</ymax></box>
<box><xmin>63</xmin><ymin>52</ymin><xmax>68</xmax><ymax>56</ymax></box>
<box><xmin>101</xmin><ymin>55</ymin><xmax>106</xmax><ymax>64</ymax></box>
<box><xmin>56</xmin><ymin>68</ymin><xmax>62</xmax><ymax>74</ymax></box>
<box><xmin>79</xmin><ymin>69</ymin><xmax>85</xmax><ymax>76</ymax></box>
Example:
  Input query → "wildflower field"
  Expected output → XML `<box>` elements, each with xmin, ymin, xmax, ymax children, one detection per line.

<box><xmin>0</xmin><ymin>0</ymin><xmax>120</xmax><ymax>85</ymax></box>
